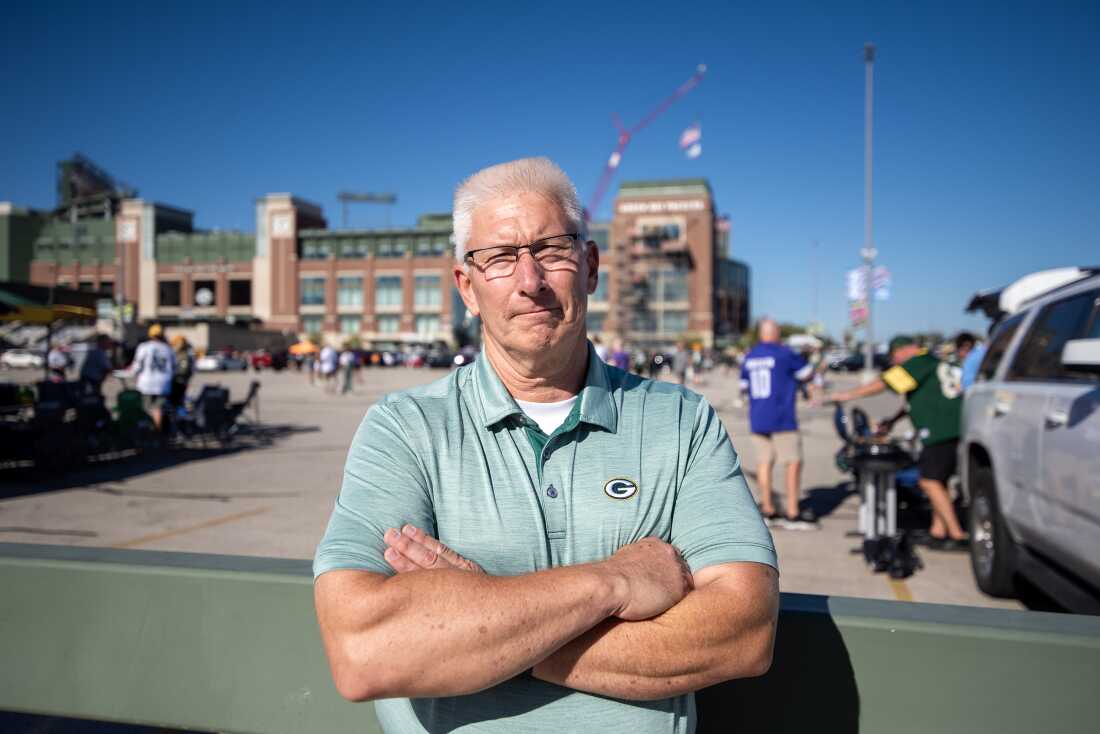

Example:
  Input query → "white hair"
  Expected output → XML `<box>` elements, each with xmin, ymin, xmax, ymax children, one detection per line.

<box><xmin>452</xmin><ymin>157</ymin><xmax>586</xmax><ymax>262</ymax></box>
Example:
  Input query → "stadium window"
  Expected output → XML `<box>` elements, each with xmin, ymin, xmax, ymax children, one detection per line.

<box><xmin>375</xmin><ymin>276</ymin><xmax>403</xmax><ymax>308</ymax></box>
<box><xmin>415</xmin><ymin>314</ymin><xmax>440</xmax><ymax>336</ymax></box>
<box><xmin>414</xmin><ymin>275</ymin><xmax>441</xmax><ymax>307</ymax></box>
<box><xmin>592</xmin><ymin>276</ymin><xmax>609</xmax><ymax>302</ymax></box>
<box><xmin>339</xmin><ymin>315</ymin><xmax>361</xmax><ymax>335</ymax></box>
<box><xmin>302</xmin><ymin>240</ymin><xmax>330</xmax><ymax>260</ymax></box>
<box><xmin>337</xmin><ymin>276</ymin><xmax>364</xmax><ymax>307</ymax></box>
<box><xmin>300</xmin><ymin>277</ymin><xmax>326</xmax><ymax>306</ymax></box>
<box><xmin>376</xmin><ymin>315</ymin><xmax>400</xmax><ymax>334</ymax></box>
<box><xmin>158</xmin><ymin>281</ymin><xmax>181</xmax><ymax>307</ymax></box>
<box><xmin>229</xmin><ymin>280</ymin><xmax>252</xmax><ymax>306</ymax></box>
<box><xmin>661</xmin><ymin>310</ymin><xmax>689</xmax><ymax>334</ymax></box>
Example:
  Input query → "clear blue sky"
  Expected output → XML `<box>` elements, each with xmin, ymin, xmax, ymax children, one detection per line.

<box><xmin>2</xmin><ymin>1</ymin><xmax>1097</xmax><ymax>341</ymax></box>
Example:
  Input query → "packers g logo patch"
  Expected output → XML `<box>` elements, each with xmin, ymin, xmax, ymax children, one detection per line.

<box><xmin>604</xmin><ymin>478</ymin><xmax>638</xmax><ymax>500</ymax></box>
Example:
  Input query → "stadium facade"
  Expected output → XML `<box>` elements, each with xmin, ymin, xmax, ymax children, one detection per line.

<box><xmin>1</xmin><ymin>157</ymin><xmax>750</xmax><ymax>348</ymax></box>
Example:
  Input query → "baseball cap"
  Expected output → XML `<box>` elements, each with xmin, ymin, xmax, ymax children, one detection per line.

<box><xmin>888</xmin><ymin>335</ymin><xmax>916</xmax><ymax>354</ymax></box>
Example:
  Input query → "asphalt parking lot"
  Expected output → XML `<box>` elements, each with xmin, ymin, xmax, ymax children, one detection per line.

<box><xmin>0</xmin><ymin>363</ymin><xmax>1026</xmax><ymax>611</ymax></box>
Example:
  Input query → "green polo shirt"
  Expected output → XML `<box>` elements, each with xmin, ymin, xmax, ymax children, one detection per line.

<box><xmin>314</xmin><ymin>344</ymin><xmax>776</xmax><ymax>734</ymax></box>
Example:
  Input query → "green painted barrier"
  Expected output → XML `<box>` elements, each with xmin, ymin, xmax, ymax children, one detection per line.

<box><xmin>1</xmin><ymin>543</ymin><xmax>1098</xmax><ymax>733</ymax></box>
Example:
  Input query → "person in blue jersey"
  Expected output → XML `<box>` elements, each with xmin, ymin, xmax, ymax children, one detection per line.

<box><xmin>955</xmin><ymin>331</ymin><xmax>984</xmax><ymax>392</ymax></box>
<box><xmin>740</xmin><ymin>319</ymin><xmax>817</xmax><ymax>529</ymax></box>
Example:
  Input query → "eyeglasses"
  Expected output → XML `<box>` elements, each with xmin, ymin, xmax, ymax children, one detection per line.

<box><xmin>463</xmin><ymin>233</ymin><xmax>580</xmax><ymax>279</ymax></box>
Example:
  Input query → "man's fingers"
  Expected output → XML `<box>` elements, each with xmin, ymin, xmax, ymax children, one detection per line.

<box><xmin>424</xmin><ymin>532</ymin><xmax>482</xmax><ymax>572</ymax></box>
<box><xmin>394</xmin><ymin>525</ymin><xmax>486</xmax><ymax>573</ymax></box>
<box><xmin>383</xmin><ymin>546</ymin><xmax>421</xmax><ymax>574</ymax></box>
<box><xmin>385</xmin><ymin>526</ymin><xmax>439</xmax><ymax>568</ymax></box>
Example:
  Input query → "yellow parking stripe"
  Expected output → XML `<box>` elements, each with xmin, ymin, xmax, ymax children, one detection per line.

<box><xmin>112</xmin><ymin>507</ymin><xmax>270</xmax><ymax>549</ymax></box>
<box><xmin>888</xmin><ymin>577</ymin><xmax>914</xmax><ymax>602</ymax></box>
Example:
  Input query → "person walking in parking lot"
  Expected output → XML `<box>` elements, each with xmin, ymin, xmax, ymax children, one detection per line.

<box><xmin>824</xmin><ymin>335</ymin><xmax>969</xmax><ymax>549</ymax></box>
<box><xmin>339</xmin><ymin>346</ymin><xmax>356</xmax><ymax>395</ymax></box>
<box><xmin>319</xmin><ymin>344</ymin><xmax>338</xmax><ymax>394</ymax></box>
<box><xmin>741</xmin><ymin>319</ymin><xmax>817</xmax><ymax>529</ymax></box>
<box><xmin>124</xmin><ymin>324</ymin><xmax>176</xmax><ymax>431</ymax></box>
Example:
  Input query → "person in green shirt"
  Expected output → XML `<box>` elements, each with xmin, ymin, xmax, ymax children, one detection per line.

<box><xmin>824</xmin><ymin>336</ymin><xmax>969</xmax><ymax>549</ymax></box>
<box><xmin>313</xmin><ymin>157</ymin><xmax>778</xmax><ymax>734</ymax></box>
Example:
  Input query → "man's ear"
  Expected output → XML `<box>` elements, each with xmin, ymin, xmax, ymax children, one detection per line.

<box><xmin>453</xmin><ymin>263</ymin><xmax>481</xmax><ymax>318</ymax></box>
<box><xmin>584</xmin><ymin>241</ymin><xmax>599</xmax><ymax>295</ymax></box>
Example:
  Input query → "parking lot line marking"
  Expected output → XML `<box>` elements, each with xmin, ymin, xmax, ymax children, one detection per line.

<box><xmin>889</xmin><ymin>578</ymin><xmax>914</xmax><ymax>602</ymax></box>
<box><xmin>111</xmin><ymin>507</ymin><xmax>271</xmax><ymax>549</ymax></box>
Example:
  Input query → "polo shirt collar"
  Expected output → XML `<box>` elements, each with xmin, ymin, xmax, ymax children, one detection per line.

<box><xmin>475</xmin><ymin>341</ymin><xmax>618</xmax><ymax>433</ymax></box>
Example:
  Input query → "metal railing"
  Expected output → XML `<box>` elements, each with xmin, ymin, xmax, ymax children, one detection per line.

<box><xmin>2</xmin><ymin>542</ymin><xmax>1098</xmax><ymax>733</ymax></box>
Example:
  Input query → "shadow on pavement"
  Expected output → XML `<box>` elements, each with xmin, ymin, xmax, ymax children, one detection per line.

<box><xmin>0</xmin><ymin>423</ymin><xmax>320</xmax><ymax>499</ymax></box>
<box><xmin>802</xmin><ymin>482</ymin><xmax>856</xmax><ymax>520</ymax></box>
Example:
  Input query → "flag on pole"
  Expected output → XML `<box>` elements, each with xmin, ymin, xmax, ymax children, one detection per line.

<box><xmin>679</xmin><ymin>122</ymin><xmax>702</xmax><ymax>158</ymax></box>
<box><xmin>679</xmin><ymin>122</ymin><xmax>701</xmax><ymax>148</ymax></box>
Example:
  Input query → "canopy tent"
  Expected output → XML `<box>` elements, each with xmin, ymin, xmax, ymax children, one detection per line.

<box><xmin>0</xmin><ymin>282</ymin><xmax>101</xmax><ymax>324</ymax></box>
<box><xmin>0</xmin><ymin>282</ymin><xmax>106</xmax><ymax>380</ymax></box>
<box><xmin>288</xmin><ymin>341</ymin><xmax>319</xmax><ymax>355</ymax></box>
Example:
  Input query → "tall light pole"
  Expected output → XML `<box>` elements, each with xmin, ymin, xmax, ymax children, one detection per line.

<box><xmin>861</xmin><ymin>42</ymin><xmax>877</xmax><ymax>383</ymax></box>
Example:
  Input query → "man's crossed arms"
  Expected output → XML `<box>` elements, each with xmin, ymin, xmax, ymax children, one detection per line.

<box><xmin>314</xmin><ymin>524</ymin><xmax>778</xmax><ymax>702</ymax></box>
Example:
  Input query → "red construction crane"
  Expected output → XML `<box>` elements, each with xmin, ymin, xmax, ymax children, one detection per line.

<box><xmin>584</xmin><ymin>64</ymin><xmax>707</xmax><ymax>221</ymax></box>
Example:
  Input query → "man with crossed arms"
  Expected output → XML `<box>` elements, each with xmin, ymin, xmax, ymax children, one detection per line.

<box><xmin>313</xmin><ymin>157</ymin><xmax>778</xmax><ymax>733</ymax></box>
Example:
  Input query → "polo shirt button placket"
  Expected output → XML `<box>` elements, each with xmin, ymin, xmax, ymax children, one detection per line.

<box><xmin>545</xmin><ymin>484</ymin><xmax>558</xmax><ymax>499</ymax></box>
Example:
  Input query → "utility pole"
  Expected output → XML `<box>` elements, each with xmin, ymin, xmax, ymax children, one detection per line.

<box><xmin>861</xmin><ymin>43</ymin><xmax>877</xmax><ymax>383</ymax></box>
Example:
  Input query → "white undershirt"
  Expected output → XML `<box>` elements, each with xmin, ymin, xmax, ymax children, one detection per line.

<box><xmin>515</xmin><ymin>395</ymin><xmax>579</xmax><ymax>436</ymax></box>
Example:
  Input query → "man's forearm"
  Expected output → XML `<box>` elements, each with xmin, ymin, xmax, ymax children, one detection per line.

<box><xmin>532</xmin><ymin>565</ymin><xmax>778</xmax><ymax>700</ymax></box>
<box><xmin>830</xmin><ymin>378</ymin><xmax>886</xmax><ymax>403</ymax></box>
<box><xmin>316</xmin><ymin>564</ymin><xmax>620</xmax><ymax>701</ymax></box>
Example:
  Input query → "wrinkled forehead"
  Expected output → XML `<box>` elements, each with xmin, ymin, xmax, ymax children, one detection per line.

<box><xmin>469</xmin><ymin>191</ymin><xmax>572</xmax><ymax>245</ymax></box>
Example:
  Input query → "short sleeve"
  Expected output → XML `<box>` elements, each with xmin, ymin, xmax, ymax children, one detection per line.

<box><xmin>883</xmin><ymin>355</ymin><xmax>932</xmax><ymax>394</ymax></box>
<box><xmin>313</xmin><ymin>402</ymin><xmax>436</xmax><ymax>578</ymax></box>
<box><xmin>671</xmin><ymin>398</ymin><xmax>778</xmax><ymax>574</ymax></box>
<box><xmin>789</xmin><ymin>350</ymin><xmax>811</xmax><ymax>380</ymax></box>
<box><xmin>882</xmin><ymin>364</ymin><xmax>918</xmax><ymax>394</ymax></box>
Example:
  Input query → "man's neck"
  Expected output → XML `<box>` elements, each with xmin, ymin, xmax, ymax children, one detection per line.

<box><xmin>482</xmin><ymin>332</ymin><xmax>588</xmax><ymax>403</ymax></box>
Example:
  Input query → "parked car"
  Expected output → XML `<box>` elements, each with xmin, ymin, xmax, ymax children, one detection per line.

<box><xmin>250</xmin><ymin>350</ymin><xmax>273</xmax><ymax>370</ymax></box>
<box><xmin>195</xmin><ymin>354</ymin><xmax>249</xmax><ymax>372</ymax></box>
<box><xmin>1</xmin><ymin>349</ymin><xmax>46</xmax><ymax>369</ymax></box>
<box><xmin>960</xmin><ymin>268</ymin><xmax>1100</xmax><ymax>612</ymax></box>
<box><xmin>828</xmin><ymin>352</ymin><xmax>890</xmax><ymax>372</ymax></box>
<box><xmin>425</xmin><ymin>349</ymin><xmax>454</xmax><ymax>368</ymax></box>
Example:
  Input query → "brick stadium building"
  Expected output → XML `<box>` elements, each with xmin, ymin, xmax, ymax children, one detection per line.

<box><xmin>1</xmin><ymin>157</ymin><xmax>749</xmax><ymax>349</ymax></box>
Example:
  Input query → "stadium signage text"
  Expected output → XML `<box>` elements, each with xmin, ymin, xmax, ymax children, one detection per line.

<box><xmin>617</xmin><ymin>199</ymin><xmax>707</xmax><ymax>214</ymax></box>
<box><xmin>171</xmin><ymin>263</ymin><xmax>237</xmax><ymax>274</ymax></box>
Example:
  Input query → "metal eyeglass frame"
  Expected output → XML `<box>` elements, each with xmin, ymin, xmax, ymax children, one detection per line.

<box><xmin>462</xmin><ymin>233</ymin><xmax>581</xmax><ymax>276</ymax></box>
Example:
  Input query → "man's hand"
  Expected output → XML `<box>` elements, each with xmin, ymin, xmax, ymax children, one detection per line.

<box><xmin>383</xmin><ymin>525</ymin><xmax>485</xmax><ymax>574</ymax></box>
<box><xmin>600</xmin><ymin>538</ymin><xmax>694</xmax><ymax>621</ymax></box>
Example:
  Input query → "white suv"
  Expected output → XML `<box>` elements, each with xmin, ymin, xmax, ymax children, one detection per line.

<box><xmin>961</xmin><ymin>271</ymin><xmax>1100</xmax><ymax>612</ymax></box>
